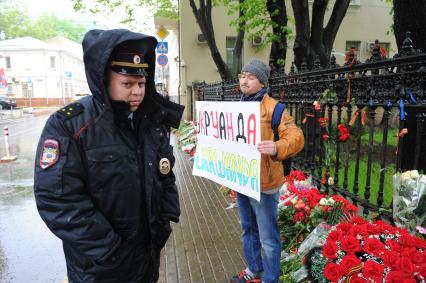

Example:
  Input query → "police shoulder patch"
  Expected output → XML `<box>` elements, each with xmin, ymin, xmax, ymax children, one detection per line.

<box><xmin>57</xmin><ymin>102</ymin><xmax>84</xmax><ymax>119</ymax></box>
<box><xmin>39</xmin><ymin>139</ymin><xmax>60</xmax><ymax>169</ymax></box>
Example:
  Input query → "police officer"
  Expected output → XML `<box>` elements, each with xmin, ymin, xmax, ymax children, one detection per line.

<box><xmin>34</xmin><ymin>29</ymin><xmax>184</xmax><ymax>282</ymax></box>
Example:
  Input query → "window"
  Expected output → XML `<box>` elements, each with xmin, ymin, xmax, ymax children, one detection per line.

<box><xmin>50</xmin><ymin>56</ymin><xmax>56</xmax><ymax>69</ymax></box>
<box><xmin>345</xmin><ymin>41</ymin><xmax>361</xmax><ymax>60</ymax></box>
<box><xmin>5</xmin><ymin>56</ymin><xmax>11</xmax><ymax>69</ymax></box>
<box><xmin>226</xmin><ymin>37</ymin><xmax>242</xmax><ymax>74</ymax></box>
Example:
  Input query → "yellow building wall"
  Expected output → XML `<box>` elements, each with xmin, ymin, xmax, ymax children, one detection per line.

<box><xmin>178</xmin><ymin>0</ymin><xmax>396</xmax><ymax>119</ymax></box>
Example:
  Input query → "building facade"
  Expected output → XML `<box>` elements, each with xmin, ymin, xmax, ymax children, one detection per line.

<box><xmin>174</xmin><ymin>0</ymin><xmax>396</xmax><ymax>119</ymax></box>
<box><xmin>0</xmin><ymin>36</ymin><xmax>89</xmax><ymax>107</ymax></box>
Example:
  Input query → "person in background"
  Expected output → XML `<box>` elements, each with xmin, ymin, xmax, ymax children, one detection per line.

<box><xmin>34</xmin><ymin>29</ymin><xmax>184</xmax><ymax>283</ymax></box>
<box><xmin>232</xmin><ymin>59</ymin><xmax>304</xmax><ymax>283</ymax></box>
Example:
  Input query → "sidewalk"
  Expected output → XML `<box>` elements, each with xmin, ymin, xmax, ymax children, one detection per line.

<box><xmin>159</xmin><ymin>148</ymin><xmax>246</xmax><ymax>283</ymax></box>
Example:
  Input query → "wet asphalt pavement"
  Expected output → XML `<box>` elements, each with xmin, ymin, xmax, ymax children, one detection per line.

<box><xmin>0</xmin><ymin>111</ymin><xmax>66</xmax><ymax>283</ymax></box>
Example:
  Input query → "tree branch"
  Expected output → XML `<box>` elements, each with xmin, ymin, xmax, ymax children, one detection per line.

<box><xmin>188</xmin><ymin>0</ymin><xmax>232</xmax><ymax>79</ymax></box>
<box><xmin>324</xmin><ymin>0</ymin><xmax>350</xmax><ymax>52</ymax></box>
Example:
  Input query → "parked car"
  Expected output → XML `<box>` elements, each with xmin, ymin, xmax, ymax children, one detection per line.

<box><xmin>71</xmin><ymin>93</ymin><xmax>91</xmax><ymax>102</ymax></box>
<box><xmin>0</xmin><ymin>96</ymin><xmax>17</xmax><ymax>110</ymax></box>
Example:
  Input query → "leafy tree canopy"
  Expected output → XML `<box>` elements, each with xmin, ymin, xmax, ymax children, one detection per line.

<box><xmin>72</xmin><ymin>0</ymin><xmax>178</xmax><ymax>23</ymax></box>
<box><xmin>0</xmin><ymin>2</ymin><xmax>88</xmax><ymax>42</ymax></box>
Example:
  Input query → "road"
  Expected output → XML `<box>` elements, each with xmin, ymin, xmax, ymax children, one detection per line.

<box><xmin>0</xmin><ymin>110</ymin><xmax>66</xmax><ymax>283</ymax></box>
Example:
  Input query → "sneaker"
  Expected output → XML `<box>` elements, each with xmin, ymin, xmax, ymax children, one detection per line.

<box><xmin>231</xmin><ymin>270</ymin><xmax>261</xmax><ymax>283</ymax></box>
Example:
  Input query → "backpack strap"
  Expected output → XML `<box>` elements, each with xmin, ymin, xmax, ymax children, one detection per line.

<box><xmin>271</xmin><ymin>101</ymin><xmax>293</xmax><ymax>176</ymax></box>
<box><xmin>271</xmin><ymin>101</ymin><xmax>286</xmax><ymax>142</ymax></box>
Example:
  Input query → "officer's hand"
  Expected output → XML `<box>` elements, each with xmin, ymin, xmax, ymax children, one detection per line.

<box><xmin>256</xmin><ymin>141</ymin><xmax>277</xmax><ymax>156</ymax></box>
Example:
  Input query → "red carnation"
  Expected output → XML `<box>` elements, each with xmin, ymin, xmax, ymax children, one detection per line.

<box><xmin>341</xmin><ymin>235</ymin><xmax>362</xmax><ymax>254</ymax></box>
<box><xmin>323</xmin><ymin>240</ymin><xmax>338</xmax><ymax>260</ymax></box>
<box><xmin>402</xmin><ymin>247</ymin><xmax>424</xmax><ymax>265</ymax></box>
<box><xmin>364</xmin><ymin>238</ymin><xmax>385</xmax><ymax>257</ymax></box>
<box><xmin>349</xmin><ymin>216</ymin><xmax>366</xmax><ymax>225</ymax></box>
<box><xmin>386</xmin><ymin>239</ymin><xmax>403</xmax><ymax>253</ymax></box>
<box><xmin>386</xmin><ymin>271</ymin><xmax>406</xmax><ymax>283</ymax></box>
<box><xmin>337</xmin><ymin>124</ymin><xmax>350</xmax><ymax>142</ymax></box>
<box><xmin>324</xmin><ymin>262</ymin><xmax>344</xmax><ymax>282</ymax></box>
<box><xmin>350</xmin><ymin>223</ymin><xmax>368</xmax><ymax>238</ymax></box>
<box><xmin>362</xmin><ymin>260</ymin><xmax>384</xmax><ymax>283</ymax></box>
<box><xmin>340</xmin><ymin>255</ymin><xmax>362</xmax><ymax>275</ymax></box>
<box><xmin>319</xmin><ymin>117</ymin><xmax>329</xmax><ymax>128</ymax></box>
<box><xmin>322</xmin><ymin>134</ymin><xmax>329</xmax><ymax>141</ymax></box>
<box><xmin>382</xmin><ymin>250</ymin><xmax>400</xmax><ymax>268</ymax></box>
<box><xmin>336</xmin><ymin>222</ymin><xmax>352</xmax><ymax>234</ymax></box>
<box><xmin>328</xmin><ymin>229</ymin><xmax>343</xmax><ymax>242</ymax></box>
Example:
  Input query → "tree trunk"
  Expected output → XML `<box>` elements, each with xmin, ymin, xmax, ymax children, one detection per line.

<box><xmin>267</xmin><ymin>0</ymin><xmax>288</xmax><ymax>73</ymax></box>
<box><xmin>291</xmin><ymin>0</ymin><xmax>350</xmax><ymax>70</ymax></box>
<box><xmin>291</xmin><ymin>0</ymin><xmax>310</xmax><ymax>69</ymax></box>
<box><xmin>393</xmin><ymin>0</ymin><xmax>426</xmax><ymax>52</ymax></box>
<box><xmin>189</xmin><ymin>0</ymin><xmax>233</xmax><ymax>80</ymax></box>
<box><xmin>232</xmin><ymin>0</ymin><xmax>245</xmax><ymax>76</ymax></box>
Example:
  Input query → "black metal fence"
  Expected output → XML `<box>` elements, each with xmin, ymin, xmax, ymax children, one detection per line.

<box><xmin>196</xmin><ymin>33</ymin><xmax>426</xmax><ymax>220</ymax></box>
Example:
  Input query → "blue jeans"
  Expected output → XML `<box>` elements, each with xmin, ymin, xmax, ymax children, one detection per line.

<box><xmin>237</xmin><ymin>191</ymin><xmax>281</xmax><ymax>283</ymax></box>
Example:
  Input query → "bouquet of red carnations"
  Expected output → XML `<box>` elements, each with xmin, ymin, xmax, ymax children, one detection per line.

<box><xmin>278</xmin><ymin>183</ymin><xmax>358</xmax><ymax>253</ymax></box>
<box><xmin>318</xmin><ymin>217</ymin><xmax>426</xmax><ymax>283</ymax></box>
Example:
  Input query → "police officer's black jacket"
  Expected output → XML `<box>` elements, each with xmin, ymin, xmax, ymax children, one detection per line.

<box><xmin>34</xmin><ymin>29</ymin><xmax>183</xmax><ymax>283</ymax></box>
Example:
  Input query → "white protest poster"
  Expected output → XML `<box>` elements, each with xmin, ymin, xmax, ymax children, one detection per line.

<box><xmin>192</xmin><ymin>101</ymin><xmax>261</xmax><ymax>201</ymax></box>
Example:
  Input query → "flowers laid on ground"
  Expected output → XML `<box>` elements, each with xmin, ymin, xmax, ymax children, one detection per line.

<box><xmin>393</xmin><ymin>169</ymin><xmax>426</xmax><ymax>234</ymax></box>
<box><xmin>278</xmin><ymin>171</ymin><xmax>358</xmax><ymax>253</ymax></box>
<box><xmin>176</xmin><ymin>120</ymin><xmax>197</xmax><ymax>156</ymax></box>
<box><xmin>313</xmin><ymin>217</ymin><xmax>426</xmax><ymax>283</ymax></box>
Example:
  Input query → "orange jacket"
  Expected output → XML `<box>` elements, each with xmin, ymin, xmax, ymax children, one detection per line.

<box><xmin>260</xmin><ymin>94</ymin><xmax>305</xmax><ymax>191</ymax></box>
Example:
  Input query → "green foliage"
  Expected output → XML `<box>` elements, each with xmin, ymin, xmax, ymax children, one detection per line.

<box><xmin>29</xmin><ymin>13</ymin><xmax>87</xmax><ymax>42</ymax></box>
<box><xmin>0</xmin><ymin>4</ymin><xmax>87</xmax><ymax>42</ymax></box>
<box><xmin>224</xmin><ymin>0</ymin><xmax>292</xmax><ymax>54</ymax></box>
<box><xmin>72</xmin><ymin>0</ymin><xmax>178</xmax><ymax>23</ymax></box>
<box><xmin>0</xmin><ymin>2</ymin><xmax>31</xmax><ymax>39</ymax></box>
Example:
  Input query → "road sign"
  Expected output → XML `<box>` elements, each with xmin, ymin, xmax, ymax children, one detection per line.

<box><xmin>156</xmin><ymin>41</ymin><xmax>168</xmax><ymax>54</ymax></box>
<box><xmin>157</xmin><ymin>54</ymin><xmax>168</xmax><ymax>66</ymax></box>
<box><xmin>156</xmin><ymin>26</ymin><xmax>169</xmax><ymax>41</ymax></box>
<box><xmin>65</xmin><ymin>71</ymin><xmax>72</xmax><ymax>79</ymax></box>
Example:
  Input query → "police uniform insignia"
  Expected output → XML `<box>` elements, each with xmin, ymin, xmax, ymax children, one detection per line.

<box><xmin>159</xmin><ymin>158</ymin><xmax>170</xmax><ymax>175</ymax></box>
<box><xmin>133</xmin><ymin>55</ymin><xmax>141</xmax><ymax>64</ymax></box>
<box><xmin>39</xmin><ymin>139</ymin><xmax>60</xmax><ymax>169</ymax></box>
<box><xmin>58</xmin><ymin>103</ymin><xmax>84</xmax><ymax>119</ymax></box>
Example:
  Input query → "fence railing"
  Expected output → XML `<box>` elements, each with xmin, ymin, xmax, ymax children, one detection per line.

<box><xmin>196</xmin><ymin>33</ymin><xmax>426</xmax><ymax>220</ymax></box>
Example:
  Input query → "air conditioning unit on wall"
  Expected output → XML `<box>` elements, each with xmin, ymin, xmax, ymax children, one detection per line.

<box><xmin>366</xmin><ymin>42</ymin><xmax>375</xmax><ymax>52</ymax></box>
<box><xmin>197</xmin><ymin>33</ymin><xmax>207</xmax><ymax>44</ymax></box>
<box><xmin>252</xmin><ymin>36</ymin><xmax>263</xmax><ymax>46</ymax></box>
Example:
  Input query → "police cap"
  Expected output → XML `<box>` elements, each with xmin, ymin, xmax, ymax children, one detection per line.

<box><xmin>109</xmin><ymin>40</ymin><xmax>149</xmax><ymax>76</ymax></box>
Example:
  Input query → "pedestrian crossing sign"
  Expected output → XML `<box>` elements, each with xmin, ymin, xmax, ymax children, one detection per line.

<box><xmin>156</xmin><ymin>42</ymin><xmax>168</xmax><ymax>54</ymax></box>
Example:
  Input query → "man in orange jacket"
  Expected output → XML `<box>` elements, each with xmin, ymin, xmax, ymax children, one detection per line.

<box><xmin>232</xmin><ymin>59</ymin><xmax>304</xmax><ymax>283</ymax></box>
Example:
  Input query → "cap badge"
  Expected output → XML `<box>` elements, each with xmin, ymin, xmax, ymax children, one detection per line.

<box><xmin>133</xmin><ymin>55</ymin><xmax>141</xmax><ymax>64</ymax></box>
<box><xmin>159</xmin><ymin>158</ymin><xmax>171</xmax><ymax>175</ymax></box>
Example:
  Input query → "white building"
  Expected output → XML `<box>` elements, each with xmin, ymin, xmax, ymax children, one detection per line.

<box><xmin>0</xmin><ymin>36</ymin><xmax>89</xmax><ymax>107</ymax></box>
